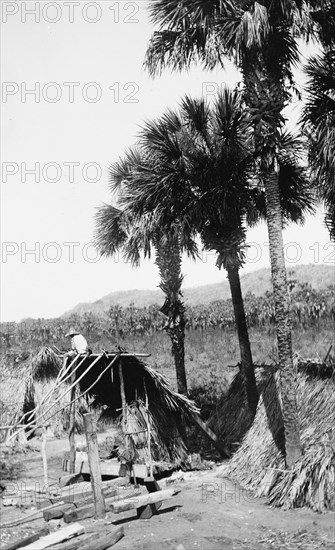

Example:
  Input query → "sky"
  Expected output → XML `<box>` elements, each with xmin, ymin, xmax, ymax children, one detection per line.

<box><xmin>1</xmin><ymin>1</ymin><xmax>332</xmax><ymax>322</ymax></box>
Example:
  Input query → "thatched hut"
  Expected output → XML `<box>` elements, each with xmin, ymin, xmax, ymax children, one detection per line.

<box><xmin>70</xmin><ymin>352</ymin><xmax>199</xmax><ymax>465</ymax></box>
<box><xmin>219</xmin><ymin>364</ymin><xmax>335</xmax><ymax>512</ymax></box>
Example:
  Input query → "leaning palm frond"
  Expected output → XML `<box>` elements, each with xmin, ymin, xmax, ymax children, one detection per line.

<box><xmin>302</xmin><ymin>49</ymin><xmax>335</xmax><ymax>238</ymax></box>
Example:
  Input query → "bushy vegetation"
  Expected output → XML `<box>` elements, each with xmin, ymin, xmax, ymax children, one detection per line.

<box><xmin>1</xmin><ymin>284</ymin><xmax>334</xmax><ymax>352</ymax></box>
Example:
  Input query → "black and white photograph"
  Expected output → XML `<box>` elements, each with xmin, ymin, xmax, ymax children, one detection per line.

<box><xmin>1</xmin><ymin>1</ymin><xmax>334</xmax><ymax>548</ymax></box>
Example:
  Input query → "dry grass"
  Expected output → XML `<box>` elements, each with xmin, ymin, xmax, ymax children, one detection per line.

<box><xmin>220</xmin><ymin>367</ymin><xmax>335</xmax><ymax>511</ymax></box>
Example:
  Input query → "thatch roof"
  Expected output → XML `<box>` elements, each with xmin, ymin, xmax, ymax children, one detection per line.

<box><xmin>0</xmin><ymin>348</ymin><xmax>87</xmax><ymax>442</ymax></box>
<box><xmin>219</xmin><ymin>367</ymin><xmax>335</xmax><ymax>511</ymax></box>
<box><xmin>208</xmin><ymin>365</ymin><xmax>274</xmax><ymax>453</ymax></box>
<box><xmin>70</xmin><ymin>352</ymin><xmax>199</xmax><ymax>465</ymax></box>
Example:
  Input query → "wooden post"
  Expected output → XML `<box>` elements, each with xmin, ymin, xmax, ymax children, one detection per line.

<box><xmin>83</xmin><ymin>413</ymin><xmax>105</xmax><ymax>519</ymax></box>
<box><xmin>41</xmin><ymin>425</ymin><xmax>48</xmax><ymax>490</ymax></box>
<box><xmin>143</xmin><ymin>378</ymin><xmax>153</xmax><ymax>477</ymax></box>
<box><xmin>69</xmin><ymin>357</ymin><xmax>77</xmax><ymax>474</ymax></box>
<box><xmin>118</xmin><ymin>358</ymin><xmax>127</xmax><ymax>433</ymax></box>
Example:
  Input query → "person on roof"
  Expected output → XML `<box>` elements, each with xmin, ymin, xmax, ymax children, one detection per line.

<box><xmin>65</xmin><ymin>327</ymin><xmax>89</xmax><ymax>355</ymax></box>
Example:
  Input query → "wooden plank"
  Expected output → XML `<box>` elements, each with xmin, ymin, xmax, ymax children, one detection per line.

<box><xmin>80</xmin><ymin>527</ymin><xmax>124</xmax><ymax>550</ymax></box>
<box><xmin>112</xmin><ymin>488</ymin><xmax>180</xmax><ymax>514</ymax></box>
<box><xmin>1</xmin><ymin>501</ymin><xmax>66</xmax><ymax>528</ymax></box>
<box><xmin>23</xmin><ymin>523</ymin><xmax>85</xmax><ymax>550</ymax></box>
<box><xmin>45</xmin><ymin>533</ymin><xmax>96</xmax><ymax>550</ymax></box>
<box><xmin>44</xmin><ymin>487</ymin><xmax>118</xmax><ymax>520</ymax></box>
<box><xmin>69</xmin><ymin>459</ymin><xmax>148</xmax><ymax>479</ymax></box>
<box><xmin>48</xmin><ymin>527</ymin><xmax>124</xmax><ymax>550</ymax></box>
<box><xmin>83</xmin><ymin>413</ymin><xmax>105</xmax><ymax>519</ymax></box>
<box><xmin>2</xmin><ymin>527</ymin><xmax>49</xmax><ymax>550</ymax></box>
<box><xmin>38</xmin><ymin>477</ymin><xmax>129</xmax><ymax>509</ymax></box>
<box><xmin>63</xmin><ymin>490</ymin><xmax>141</xmax><ymax>523</ymax></box>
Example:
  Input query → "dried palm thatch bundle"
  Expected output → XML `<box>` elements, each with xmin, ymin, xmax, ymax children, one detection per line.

<box><xmin>31</xmin><ymin>346</ymin><xmax>62</xmax><ymax>380</ymax></box>
<box><xmin>118</xmin><ymin>400</ymin><xmax>188</xmax><ymax>466</ymax></box>
<box><xmin>220</xmin><ymin>371</ymin><xmax>335</xmax><ymax>511</ymax></box>
<box><xmin>208</xmin><ymin>365</ymin><xmax>275</xmax><ymax>453</ymax></box>
<box><xmin>295</xmin><ymin>350</ymin><xmax>335</xmax><ymax>379</ymax></box>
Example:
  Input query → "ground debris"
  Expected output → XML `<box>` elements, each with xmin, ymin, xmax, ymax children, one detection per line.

<box><xmin>204</xmin><ymin>528</ymin><xmax>334</xmax><ymax>550</ymax></box>
<box><xmin>256</xmin><ymin>527</ymin><xmax>334</xmax><ymax>550</ymax></box>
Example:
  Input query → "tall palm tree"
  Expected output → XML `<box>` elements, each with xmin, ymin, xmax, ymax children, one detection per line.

<box><xmin>143</xmin><ymin>0</ymin><xmax>322</xmax><ymax>467</ymax></box>
<box><xmin>95</xmin><ymin>162</ymin><xmax>198</xmax><ymax>395</ymax></box>
<box><xmin>137</xmin><ymin>89</ymin><xmax>260</xmax><ymax>416</ymax></box>
<box><xmin>120</xmin><ymin>90</ymin><xmax>314</xmax><ymax>419</ymax></box>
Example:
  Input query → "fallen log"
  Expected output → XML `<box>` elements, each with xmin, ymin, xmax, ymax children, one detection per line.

<box><xmin>44</xmin><ymin>533</ymin><xmax>97</xmax><ymax>550</ymax></box>
<box><xmin>47</xmin><ymin>527</ymin><xmax>124</xmax><ymax>550</ymax></box>
<box><xmin>43</xmin><ymin>503</ymin><xmax>76</xmax><ymax>521</ymax></box>
<box><xmin>63</xmin><ymin>490</ymin><xmax>141</xmax><ymax>523</ymax></box>
<box><xmin>23</xmin><ymin>523</ymin><xmax>85</xmax><ymax>550</ymax></box>
<box><xmin>80</xmin><ymin>526</ymin><xmax>124</xmax><ymax>550</ymax></box>
<box><xmin>2</xmin><ymin>527</ymin><xmax>49</xmax><ymax>550</ymax></box>
<box><xmin>37</xmin><ymin>478</ymin><xmax>128</xmax><ymax>509</ymax></box>
<box><xmin>111</xmin><ymin>488</ymin><xmax>180</xmax><ymax>514</ymax></box>
<box><xmin>43</xmin><ymin>487</ymin><xmax>119</xmax><ymax>520</ymax></box>
<box><xmin>1</xmin><ymin>501</ymin><xmax>66</xmax><ymax>528</ymax></box>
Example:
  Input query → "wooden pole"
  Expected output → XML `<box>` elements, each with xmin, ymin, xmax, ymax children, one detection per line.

<box><xmin>143</xmin><ymin>378</ymin><xmax>153</xmax><ymax>477</ymax></box>
<box><xmin>69</xmin><ymin>358</ymin><xmax>77</xmax><ymax>474</ymax></box>
<box><xmin>191</xmin><ymin>413</ymin><xmax>231</xmax><ymax>457</ymax></box>
<box><xmin>118</xmin><ymin>358</ymin><xmax>127</xmax><ymax>433</ymax></box>
<box><xmin>83</xmin><ymin>412</ymin><xmax>105</xmax><ymax>519</ymax></box>
<box><xmin>41</xmin><ymin>425</ymin><xmax>48</xmax><ymax>490</ymax></box>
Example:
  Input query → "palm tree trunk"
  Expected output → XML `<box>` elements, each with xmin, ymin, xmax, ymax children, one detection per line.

<box><xmin>226</xmin><ymin>265</ymin><xmax>258</xmax><ymax>415</ymax></box>
<box><xmin>155</xmin><ymin>239</ymin><xmax>188</xmax><ymax>395</ymax></box>
<box><xmin>265</xmin><ymin>168</ymin><xmax>302</xmax><ymax>467</ymax></box>
<box><xmin>168</xmin><ymin>320</ymin><xmax>187</xmax><ymax>395</ymax></box>
<box><xmin>243</xmin><ymin>53</ymin><xmax>303</xmax><ymax>467</ymax></box>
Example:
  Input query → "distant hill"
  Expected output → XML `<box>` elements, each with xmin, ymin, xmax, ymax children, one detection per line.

<box><xmin>62</xmin><ymin>264</ymin><xmax>334</xmax><ymax>317</ymax></box>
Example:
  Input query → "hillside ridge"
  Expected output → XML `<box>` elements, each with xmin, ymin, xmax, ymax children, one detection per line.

<box><xmin>62</xmin><ymin>264</ymin><xmax>334</xmax><ymax>317</ymax></box>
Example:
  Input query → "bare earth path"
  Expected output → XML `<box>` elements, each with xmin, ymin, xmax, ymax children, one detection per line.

<box><xmin>1</xmin><ymin>438</ymin><xmax>334</xmax><ymax>550</ymax></box>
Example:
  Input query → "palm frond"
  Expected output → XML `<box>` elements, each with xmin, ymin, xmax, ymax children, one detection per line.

<box><xmin>94</xmin><ymin>204</ymin><xmax>129</xmax><ymax>257</ymax></box>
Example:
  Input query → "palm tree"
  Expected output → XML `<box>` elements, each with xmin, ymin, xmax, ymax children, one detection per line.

<box><xmin>119</xmin><ymin>90</ymin><xmax>314</xmax><ymax>419</ymax></box>
<box><xmin>95</xmin><ymin>163</ymin><xmax>198</xmax><ymax>395</ymax></box>
<box><xmin>143</xmin><ymin>0</ymin><xmax>321</xmax><ymax>466</ymax></box>
<box><xmin>113</xmin><ymin>90</ymin><xmax>259</xmax><ymax>415</ymax></box>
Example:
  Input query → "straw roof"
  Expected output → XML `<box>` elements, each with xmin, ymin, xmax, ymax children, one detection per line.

<box><xmin>208</xmin><ymin>365</ymin><xmax>274</xmax><ymax>453</ymax></box>
<box><xmin>0</xmin><ymin>347</ymin><xmax>87</xmax><ymax>441</ymax></box>
<box><xmin>70</xmin><ymin>352</ymin><xmax>199</xmax><ymax>464</ymax></box>
<box><xmin>219</xmin><ymin>367</ymin><xmax>335</xmax><ymax>511</ymax></box>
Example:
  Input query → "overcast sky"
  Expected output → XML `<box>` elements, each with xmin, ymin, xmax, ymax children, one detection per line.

<box><xmin>1</xmin><ymin>1</ymin><xmax>331</xmax><ymax>322</ymax></box>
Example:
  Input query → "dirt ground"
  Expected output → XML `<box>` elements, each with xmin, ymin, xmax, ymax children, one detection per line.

<box><xmin>1</xmin><ymin>437</ymin><xmax>334</xmax><ymax>550</ymax></box>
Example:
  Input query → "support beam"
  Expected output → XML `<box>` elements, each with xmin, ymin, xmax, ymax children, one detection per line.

<box><xmin>83</xmin><ymin>413</ymin><xmax>105</xmax><ymax>519</ymax></box>
<box><xmin>191</xmin><ymin>413</ymin><xmax>231</xmax><ymax>458</ymax></box>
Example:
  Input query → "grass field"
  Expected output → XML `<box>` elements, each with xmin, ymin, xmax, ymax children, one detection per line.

<box><xmin>1</xmin><ymin>323</ymin><xmax>332</xmax><ymax>431</ymax></box>
<box><xmin>92</xmin><ymin>323</ymin><xmax>334</xmax><ymax>395</ymax></box>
